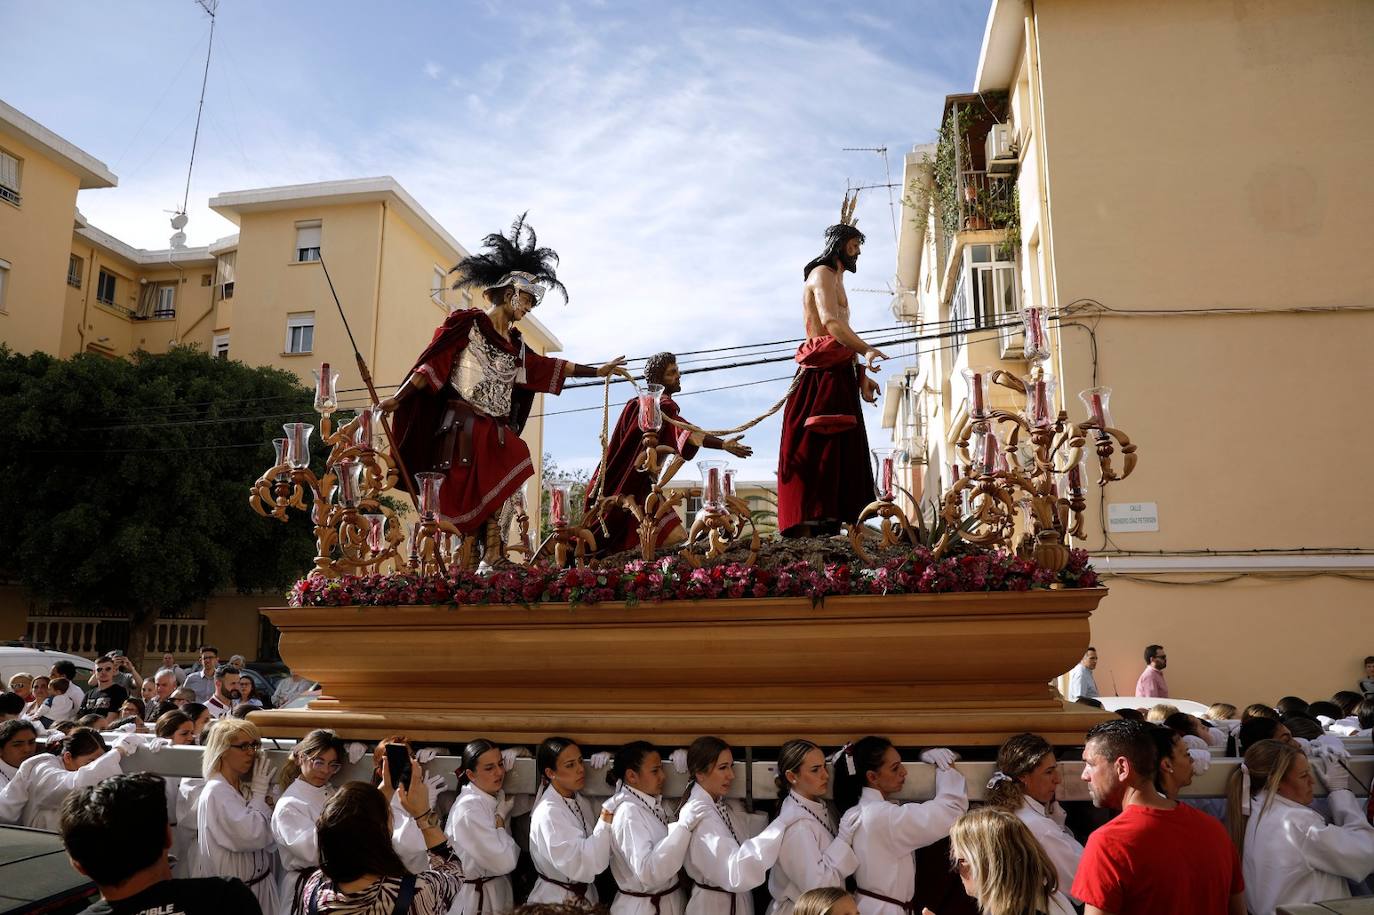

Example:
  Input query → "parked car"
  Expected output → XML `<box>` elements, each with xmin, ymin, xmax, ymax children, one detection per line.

<box><xmin>0</xmin><ymin>824</ymin><xmax>97</xmax><ymax>913</ymax></box>
<box><xmin>0</xmin><ymin>644</ymin><xmax>94</xmax><ymax>692</ymax></box>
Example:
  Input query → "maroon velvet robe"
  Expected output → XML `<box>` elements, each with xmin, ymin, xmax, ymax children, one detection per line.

<box><xmin>776</xmin><ymin>335</ymin><xmax>875</xmax><ymax>536</ymax></box>
<box><xmin>588</xmin><ymin>395</ymin><xmax>699</xmax><ymax>553</ymax></box>
<box><xmin>392</xmin><ymin>308</ymin><xmax>569</xmax><ymax>533</ymax></box>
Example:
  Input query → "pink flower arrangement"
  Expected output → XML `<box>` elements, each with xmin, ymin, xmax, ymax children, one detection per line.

<box><xmin>288</xmin><ymin>546</ymin><xmax>1096</xmax><ymax>608</ymax></box>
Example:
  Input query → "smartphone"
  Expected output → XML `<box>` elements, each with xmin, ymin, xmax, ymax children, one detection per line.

<box><xmin>385</xmin><ymin>743</ymin><xmax>412</xmax><ymax>791</ymax></box>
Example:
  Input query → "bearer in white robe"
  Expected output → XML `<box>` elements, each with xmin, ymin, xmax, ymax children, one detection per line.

<box><xmin>446</xmin><ymin>739</ymin><xmax>521</xmax><ymax>915</ymax></box>
<box><xmin>835</xmin><ymin>741</ymin><xmax>968</xmax><ymax>915</ymax></box>
<box><xmin>0</xmin><ymin>728</ymin><xmax>132</xmax><ymax>830</ymax></box>
<box><xmin>606</xmin><ymin>742</ymin><xmax>702</xmax><ymax>915</ymax></box>
<box><xmin>680</xmin><ymin>782</ymin><xmax>802</xmax><ymax>915</ymax></box>
<box><xmin>194</xmin><ymin>720</ymin><xmax>278</xmax><ymax>914</ymax></box>
<box><xmin>765</xmin><ymin>740</ymin><xmax>858</xmax><ymax>915</ymax></box>
<box><xmin>270</xmin><ymin>730</ymin><xmax>346</xmax><ymax>915</ymax></box>
<box><xmin>527</xmin><ymin>738</ymin><xmax>613</xmax><ymax>903</ymax></box>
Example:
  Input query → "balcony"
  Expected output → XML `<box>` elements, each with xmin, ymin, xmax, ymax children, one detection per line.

<box><xmin>24</xmin><ymin>616</ymin><xmax>208</xmax><ymax>659</ymax></box>
<box><xmin>932</xmin><ymin>93</ymin><xmax>1017</xmax><ymax>263</ymax></box>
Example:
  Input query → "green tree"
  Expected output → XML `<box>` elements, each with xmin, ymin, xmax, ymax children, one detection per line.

<box><xmin>0</xmin><ymin>346</ymin><xmax>319</xmax><ymax>668</ymax></box>
<box><xmin>539</xmin><ymin>451</ymin><xmax>592</xmax><ymax>542</ymax></box>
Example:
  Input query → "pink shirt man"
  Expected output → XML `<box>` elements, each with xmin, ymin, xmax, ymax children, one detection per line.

<box><xmin>1136</xmin><ymin>665</ymin><xmax>1169</xmax><ymax>698</ymax></box>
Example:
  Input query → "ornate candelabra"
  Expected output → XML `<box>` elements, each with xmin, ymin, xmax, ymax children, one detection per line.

<box><xmin>531</xmin><ymin>476</ymin><xmax>597</xmax><ymax>568</ymax></box>
<box><xmin>682</xmin><ymin>460</ymin><xmax>761</xmax><ymax>568</ymax></box>
<box><xmin>935</xmin><ymin>305</ymin><xmax>1137</xmax><ymax>572</ymax></box>
<box><xmin>848</xmin><ymin>447</ymin><xmax>919</xmax><ymax>564</ymax></box>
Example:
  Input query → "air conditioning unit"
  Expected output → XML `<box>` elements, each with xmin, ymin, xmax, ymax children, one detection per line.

<box><xmin>986</xmin><ymin>124</ymin><xmax>1017</xmax><ymax>173</ymax></box>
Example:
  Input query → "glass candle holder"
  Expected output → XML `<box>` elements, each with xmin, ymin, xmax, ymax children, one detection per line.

<box><xmin>697</xmin><ymin>460</ymin><xmax>728</xmax><ymax>513</ymax></box>
<box><xmin>313</xmin><ymin>363</ymin><xmax>340</xmax><ymax>415</ymax></box>
<box><xmin>362</xmin><ymin>513</ymin><xmax>386</xmax><ymax>552</ymax></box>
<box><xmin>1065</xmin><ymin>450</ymin><xmax>1089</xmax><ymax>497</ymax></box>
<box><xmin>961</xmin><ymin>366</ymin><xmax>994</xmax><ymax>419</ymax></box>
<box><xmin>283</xmin><ymin>423</ymin><xmax>314</xmax><ymax>470</ymax></box>
<box><xmin>1022</xmin><ymin>373</ymin><xmax>1059</xmax><ymax>429</ymax></box>
<box><xmin>1079</xmin><ymin>386</ymin><xmax>1114</xmax><ymax>430</ymax></box>
<box><xmin>546</xmin><ymin>479</ymin><xmax>572</xmax><ymax>528</ymax></box>
<box><xmin>334</xmin><ymin>459</ymin><xmax>361</xmax><ymax>508</ymax></box>
<box><xmin>872</xmin><ymin>447</ymin><xmax>898</xmax><ymax>501</ymax></box>
<box><xmin>1022</xmin><ymin>305</ymin><xmax>1050</xmax><ymax>362</ymax></box>
<box><xmin>637</xmin><ymin>384</ymin><xmax>664</xmax><ymax>432</ymax></box>
<box><xmin>416</xmin><ymin>472</ymin><xmax>444</xmax><ymax>519</ymax></box>
<box><xmin>972</xmin><ymin>426</ymin><xmax>1001</xmax><ymax>477</ymax></box>
<box><xmin>354</xmin><ymin>407</ymin><xmax>378</xmax><ymax>452</ymax></box>
<box><xmin>722</xmin><ymin>468</ymin><xmax>738</xmax><ymax>502</ymax></box>
<box><xmin>271</xmin><ymin>438</ymin><xmax>291</xmax><ymax>482</ymax></box>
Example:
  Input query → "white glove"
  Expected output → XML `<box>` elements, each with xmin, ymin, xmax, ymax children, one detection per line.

<box><xmin>1188</xmin><ymin>748</ymin><xmax>1211</xmax><ymax>776</ymax></box>
<box><xmin>1317</xmin><ymin>715</ymin><xmax>1337</xmax><ymax>729</ymax></box>
<box><xmin>1292</xmin><ymin>737</ymin><xmax>1314</xmax><ymax>756</ymax></box>
<box><xmin>589</xmin><ymin>751</ymin><xmax>612</xmax><ymax>769</ymax></box>
<box><xmin>669</xmin><ymin>748</ymin><xmax>689</xmax><ymax>774</ymax></box>
<box><xmin>415</xmin><ymin>747</ymin><xmax>439</xmax><ymax>764</ymax></box>
<box><xmin>501</xmin><ymin>748</ymin><xmax>519</xmax><ymax>771</ymax></box>
<box><xmin>837</xmin><ymin>806</ymin><xmax>861</xmax><ymax>845</ymax></box>
<box><xmin>677</xmin><ymin>797</ymin><xmax>710</xmax><ymax>830</ymax></box>
<box><xmin>920</xmin><ymin>748</ymin><xmax>958</xmax><ymax>771</ymax></box>
<box><xmin>495</xmin><ymin>789</ymin><xmax>515</xmax><ymax>821</ymax></box>
<box><xmin>1315</xmin><ymin>757</ymin><xmax>1350</xmax><ymax>793</ymax></box>
<box><xmin>602</xmin><ymin>791</ymin><xmax>627</xmax><ymax>816</ymax></box>
<box><xmin>143</xmin><ymin>737</ymin><xmax>173</xmax><ymax>754</ymax></box>
<box><xmin>1181</xmin><ymin>734</ymin><xmax>1209</xmax><ymax>752</ymax></box>
<box><xmin>249</xmin><ymin>754</ymin><xmax>274</xmax><ymax>800</ymax></box>
<box><xmin>110</xmin><ymin>732</ymin><xmax>141</xmax><ymax>758</ymax></box>
<box><xmin>1313</xmin><ymin>734</ymin><xmax>1350</xmax><ymax>760</ymax></box>
<box><xmin>115</xmin><ymin>721</ymin><xmax>139</xmax><ymax>733</ymax></box>
<box><xmin>345</xmin><ymin>742</ymin><xmax>369</xmax><ymax>764</ymax></box>
<box><xmin>1330</xmin><ymin>723</ymin><xmax>1361</xmax><ymax>737</ymax></box>
<box><xmin>424</xmin><ymin>771</ymin><xmax>446</xmax><ymax>801</ymax></box>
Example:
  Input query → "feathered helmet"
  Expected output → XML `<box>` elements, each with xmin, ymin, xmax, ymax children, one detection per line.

<box><xmin>450</xmin><ymin>212</ymin><xmax>568</xmax><ymax>305</ymax></box>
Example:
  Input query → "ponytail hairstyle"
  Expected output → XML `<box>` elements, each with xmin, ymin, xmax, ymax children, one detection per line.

<box><xmin>774</xmin><ymin>739</ymin><xmax>822</xmax><ymax>801</ymax></box>
<box><xmin>278</xmin><ymin>728</ymin><xmax>346</xmax><ymax>791</ymax></box>
<box><xmin>832</xmin><ymin>736</ymin><xmax>893</xmax><ymax>813</ymax></box>
<box><xmin>536</xmin><ymin>736</ymin><xmax>579</xmax><ymax>791</ymax></box>
<box><xmin>1242</xmin><ymin>703</ymin><xmax>1279</xmax><ymax>722</ymax></box>
<box><xmin>53</xmin><ymin>727</ymin><xmax>106</xmax><ymax>762</ymax></box>
<box><xmin>1226</xmin><ymin>738</ymin><xmax>1301</xmax><ymax>853</ymax></box>
<box><xmin>681</xmin><ymin>735</ymin><xmax>731</xmax><ymax>802</ymax></box>
<box><xmin>986</xmin><ymin>733</ymin><xmax>1053</xmax><ymax>812</ymax></box>
<box><xmin>607</xmin><ymin>740</ymin><xmax>658</xmax><ymax>792</ymax></box>
<box><xmin>457</xmin><ymin>738</ymin><xmax>501</xmax><ymax>788</ymax></box>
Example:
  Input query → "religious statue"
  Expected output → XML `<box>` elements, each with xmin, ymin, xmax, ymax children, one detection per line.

<box><xmin>381</xmin><ymin>214</ymin><xmax>631</xmax><ymax>559</ymax></box>
<box><xmin>777</xmin><ymin>193</ymin><xmax>889</xmax><ymax>537</ymax></box>
<box><xmin>588</xmin><ymin>352</ymin><xmax>752</xmax><ymax>554</ymax></box>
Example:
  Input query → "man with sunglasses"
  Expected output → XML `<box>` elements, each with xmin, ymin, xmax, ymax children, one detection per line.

<box><xmin>382</xmin><ymin>214</ymin><xmax>631</xmax><ymax>563</ymax></box>
<box><xmin>1134</xmin><ymin>645</ymin><xmax>1169</xmax><ymax>699</ymax></box>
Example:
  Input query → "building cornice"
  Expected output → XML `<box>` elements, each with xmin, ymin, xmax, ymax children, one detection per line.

<box><xmin>0</xmin><ymin>99</ymin><xmax>117</xmax><ymax>189</ymax></box>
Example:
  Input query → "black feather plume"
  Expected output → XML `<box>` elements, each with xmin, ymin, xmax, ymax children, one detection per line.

<box><xmin>449</xmin><ymin>212</ymin><xmax>568</xmax><ymax>303</ymax></box>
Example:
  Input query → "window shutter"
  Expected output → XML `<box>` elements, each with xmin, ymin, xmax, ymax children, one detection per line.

<box><xmin>0</xmin><ymin>152</ymin><xmax>18</xmax><ymax>190</ymax></box>
<box><xmin>296</xmin><ymin>224</ymin><xmax>322</xmax><ymax>250</ymax></box>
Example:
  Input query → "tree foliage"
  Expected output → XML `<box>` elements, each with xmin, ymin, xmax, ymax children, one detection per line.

<box><xmin>0</xmin><ymin>346</ymin><xmax>320</xmax><ymax>666</ymax></box>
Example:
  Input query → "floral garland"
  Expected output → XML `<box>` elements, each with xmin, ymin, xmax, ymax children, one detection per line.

<box><xmin>288</xmin><ymin>547</ymin><xmax>1098</xmax><ymax>609</ymax></box>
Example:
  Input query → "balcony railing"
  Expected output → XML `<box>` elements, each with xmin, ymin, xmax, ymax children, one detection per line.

<box><xmin>958</xmin><ymin>170</ymin><xmax>1015</xmax><ymax>233</ymax></box>
<box><xmin>24</xmin><ymin>616</ymin><xmax>207</xmax><ymax>659</ymax></box>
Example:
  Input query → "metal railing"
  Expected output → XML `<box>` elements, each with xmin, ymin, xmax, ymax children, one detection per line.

<box><xmin>958</xmin><ymin>170</ymin><xmax>1015</xmax><ymax>233</ymax></box>
<box><xmin>23</xmin><ymin>617</ymin><xmax>206</xmax><ymax>658</ymax></box>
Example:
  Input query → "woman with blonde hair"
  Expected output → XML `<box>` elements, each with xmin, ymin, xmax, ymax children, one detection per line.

<box><xmin>1226</xmin><ymin>738</ymin><xmax>1374</xmax><ymax>915</ymax></box>
<box><xmin>947</xmin><ymin>807</ymin><xmax>1072</xmax><ymax>915</ymax></box>
<box><xmin>792</xmin><ymin>888</ymin><xmax>858</xmax><ymax>915</ymax></box>
<box><xmin>194</xmin><ymin>717</ymin><xmax>278</xmax><ymax>912</ymax></box>
<box><xmin>1144</xmin><ymin>703</ymin><xmax>1178</xmax><ymax>723</ymax></box>
<box><xmin>984</xmin><ymin>733</ymin><xmax>1081</xmax><ymax>902</ymax></box>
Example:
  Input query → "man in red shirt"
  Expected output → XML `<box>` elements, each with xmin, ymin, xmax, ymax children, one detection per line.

<box><xmin>1072</xmin><ymin>718</ymin><xmax>1244</xmax><ymax>915</ymax></box>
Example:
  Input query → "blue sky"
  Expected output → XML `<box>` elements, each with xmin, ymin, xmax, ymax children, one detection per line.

<box><xmin>3</xmin><ymin>0</ymin><xmax>989</xmax><ymax>479</ymax></box>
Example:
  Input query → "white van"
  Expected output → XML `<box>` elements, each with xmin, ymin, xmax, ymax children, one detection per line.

<box><xmin>0</xmin><ymin>644</ymin><xmax>95</xmax><ymax>690</ymax></box>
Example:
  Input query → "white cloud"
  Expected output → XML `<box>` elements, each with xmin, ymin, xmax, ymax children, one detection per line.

<box><xmin>424</xmin><ymin>61</ymin><xmax>443</xmax><ymax>80</ymax></box>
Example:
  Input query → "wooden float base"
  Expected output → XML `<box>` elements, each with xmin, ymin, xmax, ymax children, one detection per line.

<box><xmin>256</xmin><ymin>589</ymin><xmax>1114</xmax><ymax>747</ymax></box>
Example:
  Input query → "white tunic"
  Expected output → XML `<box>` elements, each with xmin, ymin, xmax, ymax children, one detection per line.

<box><xmin>765</xmin><ymin>792</ymin><xmax>858</xmax><ymax>915</ymax></box>
<box><xmin>683</xmin><ymin>784</ymin><xmax>792</xmax><ymax>915</ymax></box>
<box><xmin>271</xmin><ymin>778</ymin><xmax>336</xmax><ymax>915</ymax></box>
<box><xmin>845</xmin><ymin>769</ymin><xmax>968</xmax><ymax>915</ymax></box>
<box><xmin>392</xmin><ymin>787</ymin><xmax>433</xmax><ymax>874</ymax></box>
<box><xmin>528</xmin><ymin>788</ymin><xmax>612</xmax><ymax>903</ymax></box>
<box><xmin>0</xmin><ymin>750</ymin><xmax>123</xmax><ymax>830</ymax></box>
<box><xmin>0</xmin><ymin>759</ymin><xmax>17</xmax><ymax>790</ymax></box>
<box><xmin>445</xmin><ymin>783</ymin><xmax>519</xmax><ymax>915</ymax></box>
<box><xmin>194</xmin><ymin>773</ymin><xmax>278</xmax><ymax>914</ymax></box>
<box><xmin>1243</xmin><ymin>789</ymin><xmax>1374</xmax><ymax>915</ymax></box>
<box><xmin>609</xmin><ymin>786</ymin><xmax>693</xmax><ymax>915</ymax></box>
<box><xmin>175</xmin><ymin>777</ymin><xmax>205</xmax><ymax>878</ymax></box>
<box><xmin>1014</xmin><ymin>796</ymin><xmax>1083</xmax><ymax>903</ymax></box>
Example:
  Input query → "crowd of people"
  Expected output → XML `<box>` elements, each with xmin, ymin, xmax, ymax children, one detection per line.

<box><xmin>3</xmin><ymin>650</ymin><xmax>1374</xmax><ymax>915</ymax></box>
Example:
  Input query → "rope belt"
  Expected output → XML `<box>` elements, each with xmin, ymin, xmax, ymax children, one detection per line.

<box><xmin>536</xmin><ymin>871</ymin><xmax>589</xmax><ymax>901</ymax></box>
<box><xmin>243</xmin><ymin>864</ymin><xmax>274</xmax><ymax>887</ymax></box>
<box><xmin>461</xmin><ymin>875</ymin><xmax>492</xmax><ymax>915</ymax></box>
<box><xmin>693</xmin><ymin>881</ymin><xmax>737</xmax><ymax>915</ymax></box>
<box><xmin>854</xmin><ymin>887</ymin><xmax>920</xmax><ymax>914</ymax></box>
<box><xmin>619</xmin><ymin>878</ymin><xmax>683</xmax><ymax>915</ymax></box>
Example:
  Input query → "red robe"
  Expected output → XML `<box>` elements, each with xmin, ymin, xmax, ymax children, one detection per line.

<box><xmin>392</xmin><ymin>308</ymin><xmax>569</xmax><ymax>533</ymax></box>
<box><xmin>588</xmin><ymin>395</ymin><xmax>699</xmax><ymax>553</ymax></box>
<box><xmin>776</xmin><ymin>335</ymin><xmax>875</xmax><ymax>536</ymax></box>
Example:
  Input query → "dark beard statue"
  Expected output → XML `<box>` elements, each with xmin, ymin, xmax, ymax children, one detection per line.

<box><xmin>804</xmin><ymin>223</ymin><xmax>865</xmax><ymax>280</ymax></box>
<box><xmin>837</xmin><ymin>249</ymin><xmax>859</xmax><ymax>273</ymax></box>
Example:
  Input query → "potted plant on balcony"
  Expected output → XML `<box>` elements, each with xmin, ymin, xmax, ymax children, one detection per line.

<box><xmin>964</xmin><ymin>183</ymin><xmax>989</xmax><ymax>230</ymax></box>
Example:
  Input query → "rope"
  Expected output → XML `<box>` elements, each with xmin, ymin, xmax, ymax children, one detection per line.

<box><xmin>581</xmin><ymin>374</ymin><xmax>614</xmax><ymax>536</ymax></box>
<box><xmin>661</xmin><ymin>369</ymin><xmax>804</xmax><ymax>438</ymax></box>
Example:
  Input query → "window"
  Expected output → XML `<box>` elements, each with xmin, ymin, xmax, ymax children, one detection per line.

<box><xmin>686</xmin><ymin>494</ymin><xmax>703</xmax><ymax>518</ymax></box>
<box><xmin>295</xmin><ymin>221</ymin><xmax>321</xmax><ymax>263</ymax></box>
<box><xmin>96</xmin><ymin>269</ymin><xmax>116</xmax><ymax>305</ymax></box>
<box><xmin>0</xmin><ymin>260</ymin><xmax>9</xmax><ymax>312</ymax></box>
<box><xmin>431</xmin><ymin>266</ymin><xmax>447</xmax><ymax>308</ymax></box>
<box><xmin>200</xmin><ymin>273</ymin><xmax>212</xmax><ymax>286</ymax></box>
<box><xmin>68</xmin><ymin>255</ymin><xmax>83</xmax><ymax>288</ymax></box>
<box><xmin>216</xmin><ymin>251</ymin><xmax>236</xmax><ymax>299</ymax></box>
<box><xmin>285</xmin><ymin>312</ymin><xmax>314</xmax><ymax>354</ymax></box>
<box><xmin>0</xmin><ymin>150</ymin><xmax>20</xmax><ymax>205</ymax></box>
<box><xmin>966</xmin><ymin>244</ymin><xmax>1017</xmax><ymax>328</ymax></box>
<box><xmin>154</xmin><ymin>284</ymin><xmax>176</xmax><ymax>318</ymax></box>
<box><xmin>212</xmin><ymin>333</ymin><xmax>230</xmax><ymax>359</ymax></box>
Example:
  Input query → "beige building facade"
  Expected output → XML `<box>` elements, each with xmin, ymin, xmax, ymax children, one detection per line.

<box><xmin>0</xmin><ymin>100</ymin><xmax>563</xmax><ymax>664</ymax></box>
<box><xmin>888</xmin><ymin>0</ymin><xmax>1374</xmax><ymax>704</ymax></box>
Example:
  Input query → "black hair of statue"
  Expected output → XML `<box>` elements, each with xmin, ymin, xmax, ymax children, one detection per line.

<box><xmin>803</xmin><ymin>223</ymin><xmax>866</xmax><ymax>281</ymax></box>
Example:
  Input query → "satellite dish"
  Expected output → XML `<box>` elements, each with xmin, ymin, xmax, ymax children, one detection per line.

<box><xmin>170</xmin><ymin>212</ymin><xmax>189</xmax><ymax>230</ymax></box>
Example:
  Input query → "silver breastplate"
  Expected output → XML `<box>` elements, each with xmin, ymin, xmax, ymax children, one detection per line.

<box><xmin>450</xmin><ymin>325</ymin><xmax>518</xmax><ymax>416</ymax></box>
